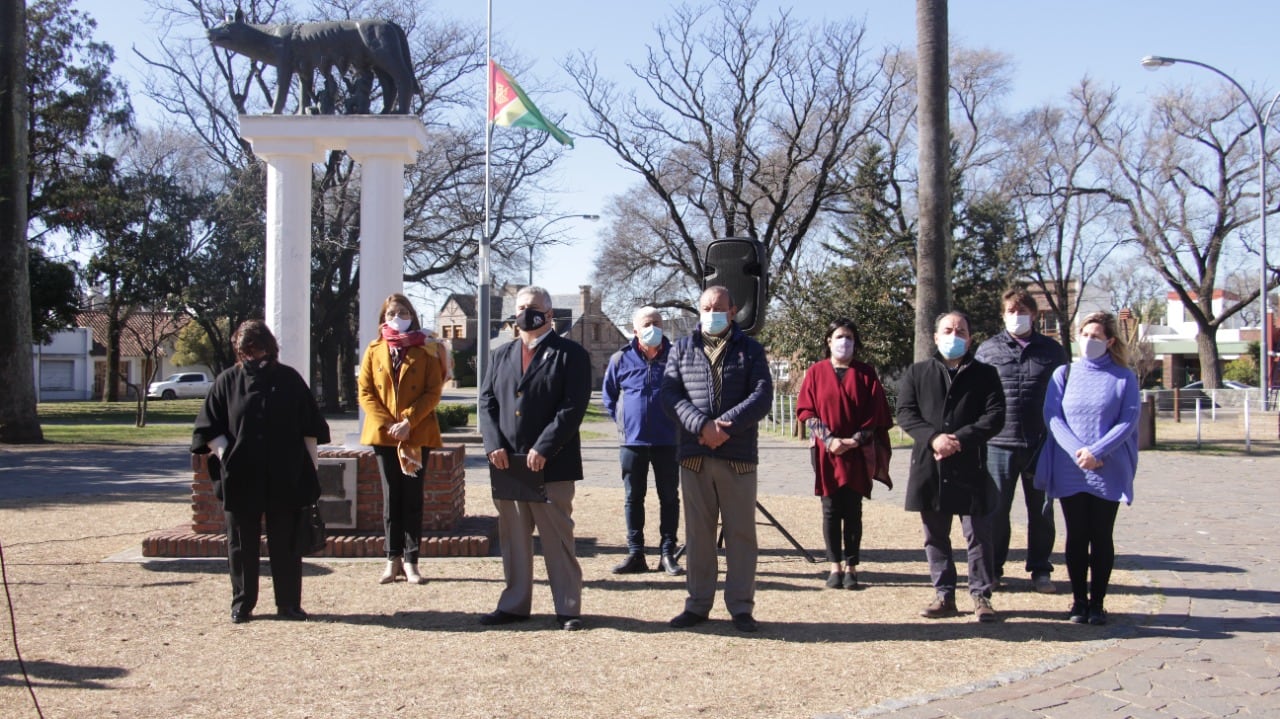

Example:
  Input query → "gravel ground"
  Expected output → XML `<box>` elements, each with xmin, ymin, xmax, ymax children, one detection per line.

<box><xmin>0</xmin><ymin>465</ymin><xmax>1138</xmax><ymax>719</ymax></box>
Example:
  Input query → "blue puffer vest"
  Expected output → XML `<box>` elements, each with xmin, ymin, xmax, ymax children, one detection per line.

<box><xmin>974</xmin><ymin>330</ymin><xmax>1067</xmax><ymax>448</ymax></box>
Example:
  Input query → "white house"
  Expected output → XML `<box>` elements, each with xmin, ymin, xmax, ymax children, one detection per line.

<box><xmin>31</xmin><ymin>327</ymin><xmax>95</xmax><ymax>401</ymax></box>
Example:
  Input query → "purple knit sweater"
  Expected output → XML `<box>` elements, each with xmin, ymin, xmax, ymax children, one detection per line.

<box><xmin>1034</xmin><ymin>355</ymin><xmax>1140</xmax><ymax>504</ymax></box>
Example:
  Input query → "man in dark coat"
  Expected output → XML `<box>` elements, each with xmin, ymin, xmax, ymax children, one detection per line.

<box><xmin>974</xmin><ymin>287</ymin><xmax>1067</xmax><ymax>593</ymax></box>
<box><xmin>896</xmin><ymin>311</ymin><xmax>1005</xmax><ymax>622</ymax></box>
<box><xmin>479</xmin><ymin>285</ymin><xmax>592</xmax><ymax>631</ymax></box>
<box><xmin>661</xmin><ymin>285</ymin><xmax>773</xmax><ymax>633</ymax></box>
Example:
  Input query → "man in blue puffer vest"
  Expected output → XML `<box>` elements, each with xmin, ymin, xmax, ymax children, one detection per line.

<box><xmin>661</xmin><ymin>285</ymin><xmax>773</xmax><ymax>633</ymax></box>
<box><xmin>974</xmin><ymin>287</ymin><xmax>1067</xmax><ymax>594</ymax></box>
<box><xmin>602</xmin><ymin>306</ymin><xmax>684</xmax><ymax>576</ymax></box>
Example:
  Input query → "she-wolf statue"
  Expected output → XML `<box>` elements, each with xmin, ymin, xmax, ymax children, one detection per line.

<box><xmin>208</xmin><ymin>9</ymin><xmax>421</xmax><ymax>115</ymax></box>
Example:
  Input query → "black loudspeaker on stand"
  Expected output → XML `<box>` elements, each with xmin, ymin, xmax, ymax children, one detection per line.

<box><xmin>703</xmin><ymin>237</ymin><xmax>767</xmax><ymax>336</ymax></box>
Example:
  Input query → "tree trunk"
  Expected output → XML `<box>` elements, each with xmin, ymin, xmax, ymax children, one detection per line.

<box><xmin>0</xmin><ymin>0</ymin><xmax>44</xmax><ymax>443</ymax></box>
<box><xmin>914</xmin><ymin>0</ymin><xmax>951</xmax><ymax>360</ymax></box>
<box><xmin>1196</xmin><ymin>322</ymin><xmax>1223</xmax><ymax>389</ymax></box>
<box><xmin>106</xmin><ymin>303</ymin><xmax>122</xmax><ymax>402</ymax></box>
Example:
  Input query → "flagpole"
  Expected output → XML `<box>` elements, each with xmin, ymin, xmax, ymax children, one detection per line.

<box><xmin>478</xmin><ymin>0</ymin><xmax>493</xmax><ymax>401</ymax></box>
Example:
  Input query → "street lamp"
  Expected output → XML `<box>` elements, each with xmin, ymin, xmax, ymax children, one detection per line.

<box><xmin>521</xmin><ymin>213</ymin><xmax>600</xmax><ymax>286</ymax></box>
<box><xmin>1141</xmin><ymin>55</ymin><xmax>1280</xmax><ymax>398</ymax></box>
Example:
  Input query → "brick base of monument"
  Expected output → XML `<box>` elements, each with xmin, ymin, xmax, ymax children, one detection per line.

<box><xmin>141</xmin><ymin>446</ymin><xmax>495</xmax><ymax>559</ymax></box>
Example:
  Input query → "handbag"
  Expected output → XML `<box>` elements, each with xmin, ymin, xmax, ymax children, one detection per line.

<box><xmin>295</xmin><ymin>503</ymin><xmax>327</xmax><ymax>555</ymax></box>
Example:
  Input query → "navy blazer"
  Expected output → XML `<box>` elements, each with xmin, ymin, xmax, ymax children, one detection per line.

<box><xmin>479</xmin><ymin>331</ymin><xmax>592</xmax><ymax>482</ymax></box>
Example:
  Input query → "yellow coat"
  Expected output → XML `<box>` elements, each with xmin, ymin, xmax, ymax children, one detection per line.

<box><xmin>358</xmin><ymin>337</ymin><xmax>444</xmax><ymax>448</ymax></box>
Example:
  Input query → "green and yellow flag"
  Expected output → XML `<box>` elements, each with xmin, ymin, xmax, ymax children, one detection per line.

<box><xmin>489</xmin><ymin>60</ymin><xmax>574</xmax><ymax>148</ymax></box>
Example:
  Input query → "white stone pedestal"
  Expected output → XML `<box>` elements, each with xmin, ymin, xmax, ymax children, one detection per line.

<box><xmin>238</xmin><ymin>115</ymin><xmax>428</xmax><ymax>380</ymax></box>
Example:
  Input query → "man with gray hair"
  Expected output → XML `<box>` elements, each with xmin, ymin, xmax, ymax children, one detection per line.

<box><xmin>602</xmin><ymin>306</ymin><xmax>683</xmax><ymax>576</ymax></box>
<box><xmin>479</xmin><ymin>286</ymin><xmax>592</xmax><ymax>630</ymax></box>
<box><xmin>661</xmin><ymin>285</ymin><xmax>773</xmax><ymax>632</ymax></box>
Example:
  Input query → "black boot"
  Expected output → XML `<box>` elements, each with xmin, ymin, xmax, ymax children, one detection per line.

<box><xmin>659</xmin><ymin>553</ymin><xmax>685</xmax><ymax>576</ymax></box>
<box><xmin>611</xmin><ymin>552</ymin><xmax>648</xmax><ymax>574</ymax></box>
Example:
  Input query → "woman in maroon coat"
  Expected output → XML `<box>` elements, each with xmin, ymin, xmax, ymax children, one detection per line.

<box><xmin>796</xmin><ymin>318</ymin><xmax>894</xmax><ymax>589</ymax></box>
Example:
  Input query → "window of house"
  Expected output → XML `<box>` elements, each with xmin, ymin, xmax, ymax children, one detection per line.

<box><xmin>442</xmin><ymin>326</ymin><xmax>454</xmax><ymax>339</ymax></box>
<box><xmin>1038</xmin><ymin>312</ymin><xmax>1060</xmax><ymax>336</ymax></box>
<box><xmin>452</xmin><ymin>324</ymin><xmax>463</xmax><ymax>338</ymax></box>
<box><xmin>592</xmin><ymin>323</ymin><xmax>600</xmax><ymax>341</ymax></box>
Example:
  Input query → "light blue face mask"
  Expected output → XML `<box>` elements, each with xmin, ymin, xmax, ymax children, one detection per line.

<box><xmin>936</xmin><ymin>333</ymin><xmax>967</xmax><ymax>360</ymax></box>
<box><xmin>700</xmin><ymin>311</ymin><xmax>730</xmax><ymax>336</ymax></box>
<box><xmin>638</xmin><ymin>324</ymin><xmax>663</xmax><ymax>347</ymax></box>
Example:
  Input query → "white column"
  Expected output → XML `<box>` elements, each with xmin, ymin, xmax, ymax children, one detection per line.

<box><xmin>253</xmin><ymin>138</ymin><xmax>320</xmax><ymax>379</ymax></box>
<box><xmin>347</xmin><ymin>140</ymin><xmax>419</xmax><ymax>349</ymax></box>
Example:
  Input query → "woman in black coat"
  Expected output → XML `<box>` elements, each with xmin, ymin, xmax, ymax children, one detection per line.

<box><xmin>192</xmin><ymin>320</ymin><xmax>330</xmax><ymax>624</ymax></box>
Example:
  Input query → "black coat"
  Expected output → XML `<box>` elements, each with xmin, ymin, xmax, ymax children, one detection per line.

<box><xmin>479</xmin><ymin>331</ymin><xmax>592</xmax><ymax>481</ymax></box>
<box><xmin>895</xmin><ymin>356</ymin><xmax>1005</xmax><ymax>515</ymax></box>
<box><xmin>191</xmin><ymin>362</ymin><xmax>330</xmax><ymax>514</ymax></box>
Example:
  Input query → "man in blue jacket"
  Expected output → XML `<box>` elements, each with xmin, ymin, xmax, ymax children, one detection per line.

<box><xmin>603</xmin><ymin>306</ymin><xmax>684</xmax><ymax>576</ymax></box>
<box><xmin>974</xmin><ymin>288</ymin><xmax>1067</xmax><ymax>594</ymax></box>
<box><xmin>661</xmin><ymin>285</ymin><xmax>773</xmax><ymax>632</ymax></box>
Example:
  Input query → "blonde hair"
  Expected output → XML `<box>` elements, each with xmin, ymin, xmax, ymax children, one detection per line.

<box><xmin>1077</xmin><ymin>311</ymin><xmax>1128</xmax><ymax>367</ymax></box>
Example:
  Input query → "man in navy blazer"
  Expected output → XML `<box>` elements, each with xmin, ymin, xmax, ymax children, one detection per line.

<box><xmin>479</xmin><ymin>285</ymin><xmax>592</xmax><ymax>631</ymax></box>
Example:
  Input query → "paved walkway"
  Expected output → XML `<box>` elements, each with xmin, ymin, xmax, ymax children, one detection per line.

<box><xmin>2</xmin><ymin>422</ymin><xmax>1276</xmax><ymax>717</ymax></box>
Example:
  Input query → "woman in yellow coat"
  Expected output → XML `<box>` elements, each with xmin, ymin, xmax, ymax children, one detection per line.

<box><xmin>359</xmin><ymin>293</ymin><xmax>445</xmax><ymax>584</ymax></box>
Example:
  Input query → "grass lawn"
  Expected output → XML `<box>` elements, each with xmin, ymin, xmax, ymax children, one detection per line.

<box><xmin>37</xmin><ymin>399</ymin><xmax>204</xmax><ymax>445</ymax></box>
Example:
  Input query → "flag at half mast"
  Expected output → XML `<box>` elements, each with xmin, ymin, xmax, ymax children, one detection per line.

<box><xmin>489</xmin><ymin>60</ymin><xmax>574</xmax><ymax>148</ymax></box>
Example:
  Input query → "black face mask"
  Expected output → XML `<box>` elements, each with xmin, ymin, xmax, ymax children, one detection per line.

<box><xmin>515</xmin><ymin>307</ymin><xmax>547</xmax><ymax>332</ymax></box>
<box><xmin>242</xmin><ymin>357</ymin><xmax>275</xmax><ymax>375</ymax></box>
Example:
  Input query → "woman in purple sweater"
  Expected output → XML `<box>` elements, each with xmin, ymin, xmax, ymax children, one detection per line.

<box><xmin>1035</xmin><ymin>311</ymin><xmax>1140</xmax><ymax>626</ymax></box>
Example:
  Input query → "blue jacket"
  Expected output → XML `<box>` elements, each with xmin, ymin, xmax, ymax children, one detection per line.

<box><xmin>602</xmin><ymin>338</ymin><xmax>677</xmax><ymax>446</ymax></box>
<box><xmin>660</xmin><ymin>325</ymin><xmax>773</xmax><ymax>464</ymax></box>
<box><xmin>974</xmin><ymin>330</ymin><xmax>1067</xmax><ymax>449</ymax></box>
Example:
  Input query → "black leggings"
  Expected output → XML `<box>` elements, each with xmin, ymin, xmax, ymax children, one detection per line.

<box><xmin>1059</xmin><ymin>492</ymin><xmax>1120</xmax><ymax>607</ymax></box>
<box><xmin>813</xmin><ymin>446</ymin><xmax>863</xmax><ymax>565</ymax></box>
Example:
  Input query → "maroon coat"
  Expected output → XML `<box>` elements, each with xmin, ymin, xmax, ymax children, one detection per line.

<box><xmin>796</xmin><ymin>359</ymin><xmax>894</xmax><ymax>498</ymax></box>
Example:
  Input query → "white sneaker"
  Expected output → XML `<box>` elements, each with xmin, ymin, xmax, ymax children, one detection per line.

<box><xmin>1032</xmin><ymin>574</ymin><xmax>1058</xmax><ymax>594</ymax></box>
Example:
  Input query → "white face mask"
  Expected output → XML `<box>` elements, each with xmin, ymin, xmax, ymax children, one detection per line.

<box><xmin>830</xmin><ymin>337</ymin><xmax>855</xmax><ymax>361</ymax></box>
<box><xmin>1078</xmin><ymin>337</ymin><xmax>1108</xmax><ymax>360</ymax></box>
<box><xmin>638</xmin><ymin>324</ymin><xmax>663</xmax><ymax>347</ymax></box>
<box><xmin>1004</xmin><ymin>313</ymin><xmax>1033</xmax><ymax>337</ymax></box>
<box><xmin>387</xmin><ymin>316</ymin><xmax>412</xmax><ymax>333</ymax></box>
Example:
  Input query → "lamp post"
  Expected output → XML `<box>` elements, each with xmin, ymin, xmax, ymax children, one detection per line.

<box><xmin>522</xmin><ymin>213</ymin><xmax>600</xmax><ymax>286</ymax></box>
<box><xmin>1141</xmin><ymin>55</ymin><xmax>1280</xmax><ymax>399</ymax></box>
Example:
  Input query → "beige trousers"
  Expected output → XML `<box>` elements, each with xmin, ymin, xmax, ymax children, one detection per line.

<box><xmin>494</xmin><ymin>481</ymin><xmax>582</xmax><ymax>618</ymax></box>
<box><xmin>681</xmin><ymin>458</ymin><xmax>758</xmax><ymax>616</ymax></box>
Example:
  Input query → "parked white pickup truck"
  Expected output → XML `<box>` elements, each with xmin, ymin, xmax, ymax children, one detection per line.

<box><xmin>147</xmin><ymin>372</ymin><xmax>213</xmax><ymax>400</ymax></box>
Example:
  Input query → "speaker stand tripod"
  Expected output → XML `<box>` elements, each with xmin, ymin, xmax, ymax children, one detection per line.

<box><xmin>673</xmin><ymin>500</ymin><xmax>818</xmax><ymax>564</ymax></box>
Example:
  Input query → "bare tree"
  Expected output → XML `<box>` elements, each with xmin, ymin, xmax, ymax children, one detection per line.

<box><xmin>1001</xmin><ymin>88</ymin><xmax>1123</xmax><ymax>354</ymax></box>
<box><xmin>914</xmin><ymin>0</ymin><xmax>948</xmax><ymax>360</ymax></box>
<box><xmin>1</xmin><ymin>0</ymin><xmax>44</xmax><ymax>442</ymax></box>
<box><xmin>568</xmin><ymin>0</ymin><xmax>882</xmax><ymax>315</ymax></box>
<box><xmin>1080</xmin><ymin>80</ymin><xmax>1280</xmax><ymax>388</ymax></box>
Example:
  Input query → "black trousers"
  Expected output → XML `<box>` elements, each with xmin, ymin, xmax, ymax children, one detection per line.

<box><xmin>372</xmin><ymin>444</ymin><xmax>424</xmax><ymax>562</ymax></box>
<box><xmin>1059</xmin><ymin>492</ymin><xmax>1120</xmax><ymax>607</ymax></box>
<box><xmin>225</xmin><ymin>506</ymin><xmax>303</xmax><ymax>614</ymax></box>
<box><xmin>820</xmin><ymin>484</ymin><xmax>864</xmax><ymax>565</ymax></box>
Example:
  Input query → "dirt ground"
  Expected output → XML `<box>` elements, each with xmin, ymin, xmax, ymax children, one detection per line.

<box><xmin>0</xmin><ymin>481</ymin><xmax>1141</xmax><ymax>719</ymax></box>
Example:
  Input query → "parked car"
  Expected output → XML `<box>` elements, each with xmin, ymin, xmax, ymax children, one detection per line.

<box><xmin>1153</xmin><ymin>380</ymin><xmax>1249</xmax><ymax>411</ymax></box>
<box><xmin>148</xmin><ymin>372</ymin><xmax>212</xmax><ymax>400</ymax></box>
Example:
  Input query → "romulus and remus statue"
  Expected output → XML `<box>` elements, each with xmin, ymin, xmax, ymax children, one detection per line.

<box><xmin>208</xmin><ymin>9</ymin><xmax>420</xmax><ymax>115</ymax></box>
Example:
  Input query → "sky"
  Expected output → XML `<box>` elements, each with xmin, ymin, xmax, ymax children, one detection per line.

<box><xmin>75</xmin><ymin>0</ymin><xmax>1279</xmax><ymax>320</ymax></box>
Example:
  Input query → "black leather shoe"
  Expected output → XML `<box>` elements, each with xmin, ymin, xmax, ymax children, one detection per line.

<box><xmin>659</xmin><ymin>554</ymin><xmax>685</xmax><ymax>576</ymax></box>
<box><xmin>555</xmin><ymin>615</ymin><xmax>584</xmax><ymax>631</ymax></box>
<box><xmin>731</xmin><ymin>612</ymin><xmax>759</xmax><ymax>633</ymax></box>
<box><xmin>479</xmin><ymin>609</ymin><xmax>531</xmax><ymax>626</ymax></box>
<box><xmin>611</xmin><ymin>553</ymin><xmax>648</xmax><ymax>574</ymax></box>
<box><xmin>668</xmin><ymin>610</ymin><xmax>708</xmax><ymax>629</ymax></box>
<box><xmin>276</xmin><ymin>607</ymin><xmax>308</xmax><ymax>621</ymax></box>
<box><xmin>230</xmin><ymin>610</ymin><xmax>252</xmax><ymax>624</ymax></box>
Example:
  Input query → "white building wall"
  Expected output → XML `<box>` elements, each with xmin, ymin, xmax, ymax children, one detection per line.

<box><xmin>32</xmin><ymin>328</ymin><xmax>94</xmax><ymax>401</ymax></box>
